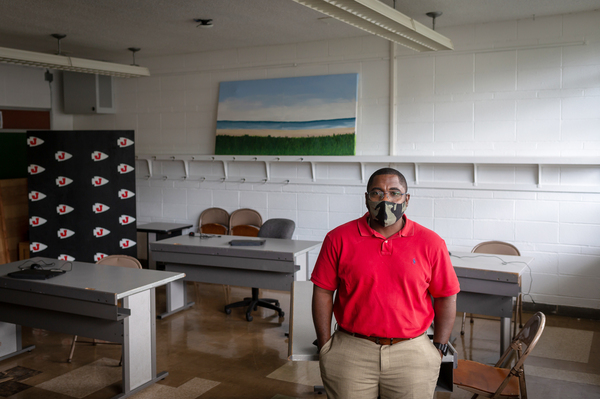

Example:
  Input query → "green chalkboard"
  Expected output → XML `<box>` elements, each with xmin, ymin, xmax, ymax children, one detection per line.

<box><xmin>0</xmin><ymin>132</ymin><xmax>27</xmax><ymax>179</ymax></box>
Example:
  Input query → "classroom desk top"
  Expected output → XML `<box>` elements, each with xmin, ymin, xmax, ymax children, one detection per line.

<box><xmin>0</xmin><ymin>257</ymin><xmax>185</xmax><ymax>303</ymax></box>
<box><xmin>151</xmin><ymin>234</ymin><xmax>321</xmax><ymax>261</ymax></box>
<box><xmin>449</xmin><ymin>251</ymin><xmax>532</xmax><ymax>282</ymax></box>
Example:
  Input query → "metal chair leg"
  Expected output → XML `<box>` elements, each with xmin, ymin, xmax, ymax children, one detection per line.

<box><xmin>518</xmin><ymin>293</ymin><xmax>523</xmax><ymax>328</ymax></box>
<box><xmin>461</xmin><ymin>312</ymin><xmax>466</xmax><ymax>335</ymax></box>
<box><xmin>67</xmin><ymin>335</ymin><xmax>77</xmax><ymax>363</ymax></box>
<box><xmin>512</xmin><ymin>300</ymin><xmax>517</xmax><ymax>340</ymax></box>
<box><xmin>511</xmin><ymin>293</ymin><xmax>524</xmax><ymax>340</ymax></box>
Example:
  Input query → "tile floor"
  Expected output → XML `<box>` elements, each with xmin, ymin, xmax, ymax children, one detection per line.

<box><xmin>0</xmin><ymin>282</ymin><xmax>599</xmax><ymax>398</ymax></box>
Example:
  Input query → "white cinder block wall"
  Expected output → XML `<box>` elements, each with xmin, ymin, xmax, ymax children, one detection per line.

<box><xmin>1</xmin><ymin>11</ymin><xmax>599</xmax><ymax>310</ymax></box>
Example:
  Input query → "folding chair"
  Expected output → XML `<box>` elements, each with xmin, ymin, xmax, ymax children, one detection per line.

<box><xmin>454</xmin><ymin>311</ymin><xmax>546</xmax><ymax>399</ymax></box>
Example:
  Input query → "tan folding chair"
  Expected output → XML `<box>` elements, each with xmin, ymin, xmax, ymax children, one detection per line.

<box><xmin>462</xmin><ymin>241</ymin><xmax>522</xmax><ymax>338</ymax></box>
<box><xmin>199</xmin><ymin>207</ymin><xmax>230</xmax><ymax>235</ymax></box>
<box><xmin>67</xmin><ymin>255</ymin><xmax>142</xmax><ymax>363</ymax></box>
<box><xmin>228</xmin><ymin>208</ymin><xmax>262</xmax><ymax>237</ymax></box>
<box><xmin>454</xmin><ymin>311</ymin><xmax>546</xmax><ymax>399</ymax></box>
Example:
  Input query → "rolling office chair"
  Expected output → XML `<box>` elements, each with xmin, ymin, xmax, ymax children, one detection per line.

<box><xmin>462</xmin><ymin>241</ymin><xmax>522</xmax><ymax>338</ymax></box>
<box><xmin>198</xmin><ymin>207</ymin><xmax>230</xmax><ymax>235</ymax></box>
<box><xmin>224</xmin><ymin>218</ymin><xmax>295</xmax><ymax>322</ymax></box>
<box><xmin>67</xmin><ymin>254</ymin><xmax>142</xmax><ymax>363</ymax></box>
<box><xmin>454</xmin><ymin>311</ymin><xmax>546</xmax><ymax>399</ymax></box>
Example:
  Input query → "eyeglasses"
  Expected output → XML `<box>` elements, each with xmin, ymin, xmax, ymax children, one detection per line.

<box><xmin>367</xmin><ymin>190</ymin><xmax>407</xmax><ymax>202</ymax></box>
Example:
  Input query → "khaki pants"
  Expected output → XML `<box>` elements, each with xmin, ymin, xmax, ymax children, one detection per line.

<box><xmin>319</xmin><ymin>331</ymin><xmax>441</xmax><ymax>399</ymax></box>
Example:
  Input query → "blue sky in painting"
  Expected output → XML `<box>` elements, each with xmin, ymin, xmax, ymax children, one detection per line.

<box><xmin>217</xmin><ymin>73</ymin><xmax>358</xmax><ymax>123</ymax></box>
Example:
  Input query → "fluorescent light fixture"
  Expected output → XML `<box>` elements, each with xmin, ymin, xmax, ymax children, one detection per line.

<box><xmin>293</xmin><ymin>0</ymin><xmax>453</xmax><ymax>52</ymax></box>
<box><xmin>0</xmin><ymin>46</ymin><xmax>150</xmax><ymax>78</ymax></box>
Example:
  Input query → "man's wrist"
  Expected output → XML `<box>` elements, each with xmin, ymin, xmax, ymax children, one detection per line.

<box><xmin>315</xmin><ymin>336</ymin><xmax>330</xmax><ymax>351</ymax></box>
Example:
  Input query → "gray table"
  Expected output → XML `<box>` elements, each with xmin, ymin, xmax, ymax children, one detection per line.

<box><xmin>150</xmin><ymin>234</ymin><xmax>321</xmax><ymax>319</ymax></box>
<box><xmin>137</xmin><ymin>222</ymin><xmax>193</xmax><ymax>270</ymax></box>
<box><xmin>0</xmin><ymin>257</ymin><xmax>185</xmax><ymax>399</ymax></box>
<box><xmin>450</xmin><ymin>251</ymin><xmax>532</xmax><ymax>355</ymax></box>
<box><xmin>288</xmin><ymin>281</ymin><xmax>457</xmax><ymax>393</ymax></box>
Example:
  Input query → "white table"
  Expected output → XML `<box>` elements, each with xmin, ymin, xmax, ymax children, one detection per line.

<box><xmin>0</xmin><ymin>257</ymin><xmax>185</xmax><ymax>398</ymax></box>
<box><xmin>137</xmin><ymin>222</ymin><xmax>193</xmax><ymax>270</ymax></box>
<box><xmin>150</xmin><ymin>234</ymin><xmax>321</xmax><ymax>319</ymax></box>
<box><xmin>450</xmin><ymin>251</ymin><xmax>532</xmax><ymax>355</ymax></box>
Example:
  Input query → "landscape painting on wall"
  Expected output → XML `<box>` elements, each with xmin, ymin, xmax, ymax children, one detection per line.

<box><xmin>215</xmin><ymin>73</ymin><xmax>358</xmax><ymax>155</ymax></box>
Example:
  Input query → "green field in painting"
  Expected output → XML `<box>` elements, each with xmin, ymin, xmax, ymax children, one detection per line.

<box><xmin>215</xmin><ymin>133</ymin><xmax>355</xmax><ymax>155</ymax></box>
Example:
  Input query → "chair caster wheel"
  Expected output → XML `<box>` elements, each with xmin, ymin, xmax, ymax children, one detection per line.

<box><xmin>246</xmin><ymin>314</ymin><xmax>253</xmax><ymax>322</ymax></box>
<box><xmin>278</xmin><ymin>311</ymin><xmax>285</xmax><ymax>318</ymax></box>
<box><xmin>225</xmin><ymin>307</ymin><xmax>232</xmax><ymax>315</ymax></box>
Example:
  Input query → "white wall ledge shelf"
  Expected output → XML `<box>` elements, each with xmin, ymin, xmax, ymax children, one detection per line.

<box><xmin>135</xmin><ymin>154</ymin><xmax>600</xmax><ymax>194</ymax></box>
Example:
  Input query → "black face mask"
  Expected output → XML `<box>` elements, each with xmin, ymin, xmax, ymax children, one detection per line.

<box><xmin>366</xmin><ymin>199</ymin><xmax>407</xmax><ymax>228</ymax></box>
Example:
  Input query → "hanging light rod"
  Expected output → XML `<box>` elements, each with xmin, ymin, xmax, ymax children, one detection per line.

<box><xmin>292</xmin><ymin>0</ymin><xmax>453</xmax><ymax>52</ymax></box>
<box><xmin>51</xmin><ymin>33</ymin><xmax>67</xmax><ymax>55</ymax></box>
<box><xmin>426</xmin><ymin>12</ymin><xmax>443</xmax><ymax>31</ymax></box>
<box><xmin>0</xmin><ymin>46</ymin><xmax>150</xmax><ymax>78</ymax></box>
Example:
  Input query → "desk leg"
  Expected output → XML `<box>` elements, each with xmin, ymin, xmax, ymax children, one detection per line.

<box><xmin>0</xmin><ymin>323</ymin><xmax>35</xmax><ymax>362</ymax></box>
<box><xmin>500</xmin><ymin>316</ymin><xmax>511</xmax><ymax>355</ymax></box>
<box><xmin>118</xmin><ymin>289</ymin><xmax>167</xmax><ymax>399</ymax></box>
<box><xmin>157</xmin><ymin>280</ymin><xmax>195</xmax><ymax>319</ymax></box>
<box><xmin>294</xmin><ymin>252</ymin><xmax>309</xmax><ymax>282</ymax></box>
<box><xmin>146</xmin><ymin>232</ymin><xmax>157</xmax><ymax>270</ymax></box>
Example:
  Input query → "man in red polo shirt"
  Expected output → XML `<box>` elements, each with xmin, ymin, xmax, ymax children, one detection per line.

<box><xmin>311</xmin><ymin>167</ymin><xmax>459</xmax><ymax>399</ymax></box>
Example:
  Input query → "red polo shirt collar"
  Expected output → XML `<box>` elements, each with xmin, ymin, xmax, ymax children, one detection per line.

<box><xmin>357</xmin><ymin>212</ymin><xmax>415</xmax><ymax>239</ymax></box>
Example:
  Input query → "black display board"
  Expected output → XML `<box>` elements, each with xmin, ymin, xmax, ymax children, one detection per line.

<box><xmin>27</xmin><ymin>131</ymin><xmax>137</xmax><ymax>262</ymax></box>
